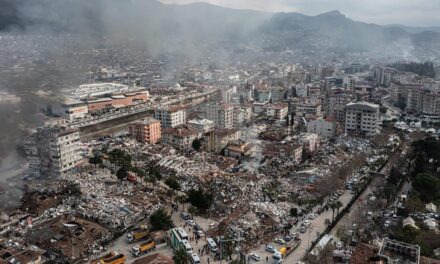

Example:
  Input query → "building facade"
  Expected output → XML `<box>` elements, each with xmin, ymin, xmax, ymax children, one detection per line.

<box><xmin>307</xmin><ymin>117</ymin><xmax>337</xmax><ymax>139</ymax></box>
<box><xmin>129</xmin><ymin>118</ymin><xmax>161</xmax><ymax>144</ymax></box>
<box><xmin>26</xmin><ymin>127</ymin><xmax>82</xmax><ymax>178</ymax></box>
<box><xmin>187</xmin><ymin>119</ymin><xmax>215</xmax><ymax>133</ymax></box>
<box><xmin>345</xmin><ymin>102</ymin><xmax>380</xmax><ymax>136</ymax></box>
<box><xmin>155</xmin><ymin>107</ymin><xmax>187</xmax><ymax>128</ymax></box>
<box><xmin>205</xmin><ymin>103</ymin><xmax>234</xmax><ymax>129</ymax></box>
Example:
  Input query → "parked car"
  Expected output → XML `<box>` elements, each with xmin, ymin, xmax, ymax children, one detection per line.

<box><xmin>284</xmin><ymin>235</ymin><xmax>293</xmax><ymax>242</ymax></box>
<box><xmin>300</xmin><ymin>226</ymin><xmax>307</xmax><ymax>233</ymax></box>
<box><xmin>274</xmin><ymin>238</ymin><xmax>286</xmax><ymax>245</ymax></box>
<box><xmin>308</xmin><ymin>213</ymin><xmax>317</xmax><ymax>220</ymax></box>
<box><xmin>265</xmin><ymin>244</ymin><xmax>275</xmax><ymax>253</ymax></box>
<box><xmin>180</xmin><ymin>212</ymin><xmax>190</xmax><ymax>220</ymax></box>
<box><xmin>250</xmin><ymin>253</ymin><xmax>261</xmax><ymax>261</ymax></box>
<box><xmin>335</xmin><ymin>241</ymin><xmax>344</xmax><ymax>249</ymax></box>
<box><xmin>302</xmin><ymin>220</ymin><xmax>311</xmax><ymax>227</ymax></box>
<box><xmin>187</xmin><ymin>219</ymin><xmax>196</xmax><ymax>226</ymax></box>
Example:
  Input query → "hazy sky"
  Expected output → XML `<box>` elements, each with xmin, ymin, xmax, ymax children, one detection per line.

<box><xmin>159</xmin><ymin>0</ymin><xmax>440</xmax><ymax>27</ymax></box>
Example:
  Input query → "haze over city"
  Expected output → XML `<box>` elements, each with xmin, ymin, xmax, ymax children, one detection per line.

<box><xmin>0</xmin><ymin>1</ymin><xmax>440</xmax><ymax>264</ymax></box>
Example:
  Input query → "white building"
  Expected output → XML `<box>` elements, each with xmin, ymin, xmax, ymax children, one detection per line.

<box><xmin>299</xmin><ymin>133</ymin><xmax>320</xmax><ymax>153</ymax></box>
<box><xmin>256</xmin><ymin>89</ymin><xmax>271</xmax><ymax>102</ymax></box>
<box><xmin>345</xmin><ymin>102</ymin><xmax>380</xmax><ymax>136</ymax></box>
<box><xmin>205</xmin><ymin>103</ymin><xmax>234</xmax><ymax>128</ymax></box>
<box><xmin>155</xmin><ymin>107</ymin><xmax>187</xmax><ymax>128</ymax></box>
<box><xmin>65</xmin><ymin>83</ymin><xmax>136</xmax><ymax>99</ymax></box>
<box><xmin>343</xmin><ymin>76</ymin><xmax>355</xmax><ymax>90</ymax></box>
<box><xmin>265</xmin><ymin>104</ymin><xmax>288</xmax><ymax>120</ymax></box>
<box><xmin>27</xmin><ymin>127</ymin><xmax>82</xmax><ymax>177</ymax></box>
<box><xmin>221</xmin><ymin>88</ymin><xmax>234</xmax><ymax>103</ymax></box>
<box><xmin>233</xmin><ymin>105</ymin><xmax>253</xmax><ymax>127</ymax></box>
<box><xmin>271</xmin><ymin>86</ymin><xmax>286</xmax><ymax>102</ymax></box>
<box><xmin>307</xmin><ymin>117</ymin><xmax>337</xmax><ymax>139</ymax></box>
<box><xmin>295</xmin><ymin>83</ymin><xmax>308</xmax><ymax>97</ymax></box>
<box><xmin>51</xmin><ymin>98</ymin><xmax>89</xmax><ymax>121</ymax></box>
<box><xmin>187</xmin><ymin>119</ymin><xmax>215</xmax><ymax>133</ymax></box>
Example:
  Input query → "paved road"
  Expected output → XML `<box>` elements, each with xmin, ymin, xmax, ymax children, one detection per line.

<box><xmin>242</xmin><ymin>191</ymin><xmax>352</xmax><ymax>263</ymax></box>
<box><xmin>330</xmin><ymin>140</ymin><xmax>408</xmax><ymax>241</ymax></box>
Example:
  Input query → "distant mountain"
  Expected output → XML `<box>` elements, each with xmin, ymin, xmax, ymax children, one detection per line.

<box><xmin>386</xmin><ymin>24</ymin><xmax>440</xmax><ymax>34</ymax></box>
<box><xmin>1</xmin><ymin>0</ymin><xmax>440</xmax><ymax>58</ymax></box>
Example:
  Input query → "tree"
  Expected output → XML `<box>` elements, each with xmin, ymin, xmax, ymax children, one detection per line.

<box><xmin>188</xmin><ymin>205</ymin><xmax>197</xmax><ymax>218</ymax></box>
<box><xmin>329</xmin><ymin>202</ymin><xmax>337</xmax><ymax>222</ymax></box>
<box><xmin>165</xmin><ymin>177</ymin><xmax>181</xmax><ymax>191</ymax></box>
<box><xmin>116</xmin><ymin>167</ymin><xmax>128</xmax><ymax>181</ymax></box>
<box><xmin>148</xmin><ymin>166</ymin><xmax>162</xmax><ymax>180</ymax></box>
<box><xmin>150</xmin><ymin>208</ymin><xmax>174</xmax><ymax>231</ymax></box>
<box><xmin>145</xmin><ymin>175</ymin><xmax>157</xmax><ymax>188</ymax></box>
<box><xmin>173</xmin><ymin>248</ymin><xmax>189</xmax><ymax>264</ymax></box>
<box><xmin>413</xmin><ymin>173</ymin><xmax>440</xmax><ymax>203</ymax></box>
<box><xmin>187</xmin><ymin>188</ymin><xmax>213</xmax><ymax>213</ymax></box>
<box><xmin>131</xmin><ymin>167</ymin><xmax>146</xmax><ymax>184</ymax></box>
<box><xmin>334</xmin><ymin>201</ymin><xmax>343</xmax><ymax>216</ymax></box>
<box><xmin>109</xmin><ymin>149</ymin><xmax>132</xmax><ymax>169</ymax></box>
<box><xmin>192</xmin><ymin>138</ymin><xmax>202</xmax><ymax>151</ymax></box>
<box><xmin>89</xmin><ymin>153</ymin><xmax>103</xmax><ymax>167</ymax></box>
<box><xmin>290</xmin><ymin>207</ymin><xmax>299</xmax><ymax>217</ymax></box>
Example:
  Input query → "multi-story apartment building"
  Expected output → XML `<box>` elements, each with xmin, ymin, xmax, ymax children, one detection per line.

<box><xmin>299</xmin><ymin>133</ymin><xmax>320</xmax><ymax>153</ymax></box>
<box><xmin>207</xmin><ymin>129</ymin><xmax>241</xmax><ymax>153</ymax></box>
<box><xmin>162</xmin><ymin>127</ymin><xmax>200</xmax><ymax>150</ymax></box>
<box><xmin>129</xmin><ymin>117</ymin><xmax>161</xmax><ymax>144</ymax></box>
<box><xmin>26</xmin><ymin>127</ymin><xmax>82</xmax><ymax>178</ymax></box>
<box><xmin>155</xmin><ymin>107</ymin><xmax>187</xmax><ymax>128</ymax></box>
<box><xmin>343</xmin><ymin>76</ymin><xmax>355</xmax><ymax>90</ymax></box>
<box><xmin>345</xmin><ymin>102</ymin><xmax>380</xmax><ymax>136</ymax></box>
<box><xmin>372</xmin><ymin>66</ymin><xmax>394</xmax><ymax>87</ymax></box>
<box><xmin>233</xmin><ymin>105</ymin><xmax>253</xmax><ymax>127</ymax></box>
<box><xmin>265</xmin><ymin>103</ymin><xmax>288</xmax><ymax>120</ymax></box>
<box><xmin>187</xmin><ymin>119</ymin><xmax>215</xmax><ymax>133</ymax></box>
<box><xmin>256</xmin><ymin>89</ymin><xmax>272</xmax><ymax>102</ymax></box>
<box><xmin>307</xmin><ymin>117</ymin><xmax>337</xmax><ymax>139</ymax></box>
<box><xmin>271</xmin><ymin>86</ymin><xmax>286</xmax><ymax>102</ymax></box>
<box><xmin>295</xmin><ymin>100</ymin><xmax>322</xmax><ymax>118</ymax></box>
<box><xmin>205</xmin><ymin>103</ymin><xmax>234</xmax><ymax>128</ymax></box>
<box><xmin>326</xmin><ymin>89</ymin><xmax>357</xmax><ymax>122</ymax></box>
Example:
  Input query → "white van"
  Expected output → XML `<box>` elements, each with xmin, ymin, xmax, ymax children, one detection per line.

<box><xmin>206</xmin><ymin>237</ymin><xmax>218</xmax><ymax>252</ymax></box>
<box><xmin>189</xmin><ymin>253</ymin><xmax>201</xmax><ymax>264</ymax></box>
<box><xmin>182</xmin><ymin>240</ymin><xmax>193</xmax><ymax>254</ymax></box>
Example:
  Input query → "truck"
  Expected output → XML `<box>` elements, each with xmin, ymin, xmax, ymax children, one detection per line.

<box><xmin>90</xmin><ymin>252</ymin><xmax>117</xmax><ymax>264</ymax></box>
<box><xmin>131</xmin><ymin>239</ymin><xmax>156</xmax><ymax>257</ymax></box>
<box><xmin>272</xmin><ymin>238</ymin><xmax>301</xmax><ymax>264</ymax></box>
<box><xmin>127</xmin><ymin>228</ymin><xmax>149</xmax><ymax>243</ymax></box>
<box><xmin>100</xmin><ymin>254</ymin><xmax>126</xmax><ymax>264</ymax></box>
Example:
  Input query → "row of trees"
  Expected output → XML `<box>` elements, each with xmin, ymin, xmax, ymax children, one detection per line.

<box><xmin>390</xmin><ymin>61</ymin><xmax>436</xmax><ymax>78</ymax></box>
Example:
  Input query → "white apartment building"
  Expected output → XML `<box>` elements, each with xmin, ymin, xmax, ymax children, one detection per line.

<box><xmin>295</xmin><ymin>83</ymin><xmax>308</xmax><ymax>97</ymax></box>
<box><xmin>345</xmin><ymin>102</ymin><xmax>380</xmax><ymax>136</ymax></box>
<box><xmin>27</xmin><ymin>127</ymin><xmax>82</xmax><ymax>178</ymax></box>
<box><xmin>265</xmin><ymin>104</ymin><xmax>288</xmax><ymax>120</ymax></box>
<box><xmin>327</xmin><ymin>90</ymin><xmax>356</xmax><ymax>122</ymax></box>
<box><xmin>271</xmin><ymin>86</ymin><xmax>286</xmax><ymax>102</ymax></box>
<box><xmin>299</xmin><ymin>133</ymin><xmax>320</xmax><ymax>153</ymax></box>
<box><xmin>256</xmin><ymin>89</ymin><xmax>272</xmax><ymax>102</ymax></box>
<box><xmin>343</xmin><ymin>76</ymin><xmax>355</xmax><ymax>90</ymax></box>
<box><xmin>307</xmin><ymin>118</ymin><xmax>337</xmax><ymax>139</ymax></box>
<box><xmin>187</xmin><ymin>118</ymin><xmax>215</xmax><ymax>133</ymax></box>
<box><xmin>155</xmin><ymin>107</ymin><xmax>187</xmax><ymax>128</ymax></box>
<box><xmin>233</xmin><ymin>105</ymin><xmax>253</xmax><ymax>127</ymax></box>
<box><xmin>205</xmin><ymin>103</ymin><xmax>234</xmax><ymax>128</ymax></box>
